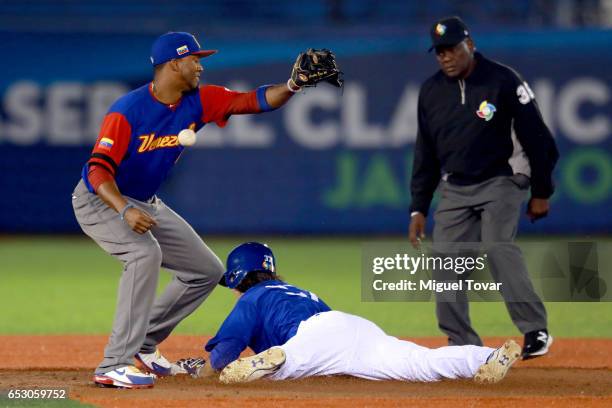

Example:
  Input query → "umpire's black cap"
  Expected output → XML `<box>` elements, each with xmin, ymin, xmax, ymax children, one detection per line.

<box><xmin>428</xmin><ymin>16</ymin><xmax>470</xmax><ymax>52</ymax></box>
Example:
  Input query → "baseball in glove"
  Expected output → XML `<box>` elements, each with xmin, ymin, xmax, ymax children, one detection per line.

<box><xmin>290</xmin><ymin>48</ymin><xmax>343</xmax><ymax>89</ymax></box>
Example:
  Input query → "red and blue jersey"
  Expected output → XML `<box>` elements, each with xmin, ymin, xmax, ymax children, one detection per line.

<box><xmin>82</xmin><ymin>82</ymin><xmax>273</xmax><ymax>201</ymax></box>
<box><xmin>205</xmin><ymin>280</ymin><xmax>331</xmax><ymax>370</ymax></box>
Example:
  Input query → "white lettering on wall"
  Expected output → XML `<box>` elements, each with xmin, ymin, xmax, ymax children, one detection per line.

<box><xmin>388</xmin><ymin>85</ymin><xmax>419</xmax><ymax>146</ymax></box>
<box><xmin>557</xmin><ymin>78</ymin><xmax>610</xmax><ymax>144</ymax></box>
<box><xmin>47</xmin><ymin>82</ymin><xmax>83</xmax><ymax>145</ymax></box>
<box><xmin>3</xmin><ymin>81</ymin><xmax>42</xmax><ymax>145</ymax></box>
<box><xmin>0</xmin><ymin>81</ymin><xmax>128</xmax><ymax>145</ymax></box>
<box><xmin>0</xmin><ymin>78</ymin><xmax>609</xmax><ymax>147</ymax></box>
<box><xmin>343</xmin><ymin>84</ymin><xmax>385</xmax><ymax>147</ymax></box>
<box><xmin>87</xmin><ymin>83</ymin><xmax>130</xmax><ymax>139</ymax></box>
<box><xmin>285</xmin><ymin>86</ymin><xmax>339</xmax><ymax>149</ymax></box>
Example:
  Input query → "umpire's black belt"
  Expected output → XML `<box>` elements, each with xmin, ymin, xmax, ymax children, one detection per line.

<box><xmin>444</xmin><ymin>168</ymin><xmax>513</xmax><ymax>186</ymax></box>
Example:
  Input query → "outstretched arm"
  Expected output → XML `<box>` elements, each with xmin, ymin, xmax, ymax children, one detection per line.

<box><xmin>264</xmin><ymin>83</ymin><xmax>297</xmax><ymax>108</ymax></box>
<box><xmin>199</xmin><ymin>84</ymin><xmax>290</xmax><ymax>127</ymax></box>
<box><xmin>204</xmin><ymin>301</ymin><xmax>258</xmax><ymax>371</ymax></box>
<box><xmin>200</xmin><ymin>48</ymin><xmax>341</xmax><ymax>126</ymax></box>
<box><xmin>208</xmin><ymin>339</ymin><xmax>247</xmax><ymax>371</ymax></box>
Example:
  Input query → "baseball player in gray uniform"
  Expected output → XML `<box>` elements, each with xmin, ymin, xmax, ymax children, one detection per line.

<box><xmin>72</xmin><ymin>32</ymin><xmax>341</xmax><ymax>388</ymax></box>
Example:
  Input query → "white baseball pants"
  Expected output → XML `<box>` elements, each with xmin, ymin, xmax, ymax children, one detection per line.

<box><xmin>270</xmin><ymin>311</ymin><xmax>494</xmax><ymax>382</ymax></box>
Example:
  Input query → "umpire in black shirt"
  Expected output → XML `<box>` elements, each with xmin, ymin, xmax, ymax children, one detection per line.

<box><xmin>409</xmin><ymin>17</ymin><xmax>558</xmax><ymax>359</ymax></box>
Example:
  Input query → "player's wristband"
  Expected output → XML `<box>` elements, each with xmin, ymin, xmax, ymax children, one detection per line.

<box><xmin>119</xmin><ymin>203</ymin><xmax>135</xmax><ymax>220</ymax></box>
<box><xmin>286</xmin><ymin>78</ymin><xmax>302</xmax><ymax>93</ymax></box>
<box><xmin>410</xmin><ymin>211</ymin><xmax>423</xmax><ymax>218</ymax></box>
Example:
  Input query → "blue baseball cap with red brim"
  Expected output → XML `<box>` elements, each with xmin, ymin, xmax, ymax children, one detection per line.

<box><xmin>150</xmin><ymin>32</ymin><xmax>217</xmax><ymax>66</ymax></box>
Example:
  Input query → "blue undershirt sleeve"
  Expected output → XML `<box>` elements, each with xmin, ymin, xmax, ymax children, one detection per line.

<box><xmin>209</xmin><ymin>339</ymin><xmax>245</xmax><ymax>371</ymax></box>
<box><xmin>255</xmin><ymin>85</ymin><xmax>275</xmax><ymax>112</ymax></box>
<box><xmin>205</xmin><ymin>300</ymin><xmax>258</xmax><ymax>371</ymax></box>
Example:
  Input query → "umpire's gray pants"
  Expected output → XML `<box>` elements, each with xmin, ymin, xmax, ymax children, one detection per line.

<box><xmin>432</xmin><ymin>175</ymin><xmax>547</xmax><ymax>346</ymax></box>
<box><xmin>72</xmin><ymin>180</ymin><xmax>224</xmax><ymax>374</ymax></box>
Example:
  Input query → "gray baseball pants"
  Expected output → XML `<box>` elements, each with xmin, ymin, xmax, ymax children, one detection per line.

<box><xmin>72</xmin><ymin>180</ymin><xmax>224</xmax><ymax>374</ymax></box>
<box><xmin>432</xmin><ymin>175</ymin><xmax>547</xmax><ymax>346</ymax></box>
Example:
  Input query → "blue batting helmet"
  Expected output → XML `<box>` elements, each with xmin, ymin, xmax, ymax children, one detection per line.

<box><xmin>223</xmin><ymin>242</ymin><xmax>276</xmax><ymax>289</ymax></box>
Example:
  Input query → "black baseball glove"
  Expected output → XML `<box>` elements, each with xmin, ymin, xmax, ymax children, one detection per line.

<box><xmin>290</xmin><ymin>48</ymin><xmax>343</xmax><ymax>89</ymax></box>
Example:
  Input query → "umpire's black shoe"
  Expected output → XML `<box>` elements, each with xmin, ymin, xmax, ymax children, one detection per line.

<box><xmin>522</xmin><ymin>329</ymin><xmax>553</xmax><ymax>360</ymax></box>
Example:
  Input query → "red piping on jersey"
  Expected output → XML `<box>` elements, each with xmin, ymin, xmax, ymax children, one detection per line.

<box><xmin>148</xmin><ymin>82</ymin><xmax>182</xmax><ymax>110</ymax></box>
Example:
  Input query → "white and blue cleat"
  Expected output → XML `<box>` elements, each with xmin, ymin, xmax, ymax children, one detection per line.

<box><xmin>135</xmin><ymin>349</ymin><xmax>173</xmax><ymax>377</ymax></box>
<box><xmin>93</xmin><ymin>365</ymin><xmax>155</xmax><ymax>389</ymax></box>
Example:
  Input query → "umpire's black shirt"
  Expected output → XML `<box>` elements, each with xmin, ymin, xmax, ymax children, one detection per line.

<box><xmin>410</xmin><ymin>52</ymin><xmax>559</xmax><ymax>215</ymax></box>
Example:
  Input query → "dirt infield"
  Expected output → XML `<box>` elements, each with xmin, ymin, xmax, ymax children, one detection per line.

<box><xmin>1</xmin><ymin>335</ymin><xmax>611</xmax><ymax>407</ymax></box>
